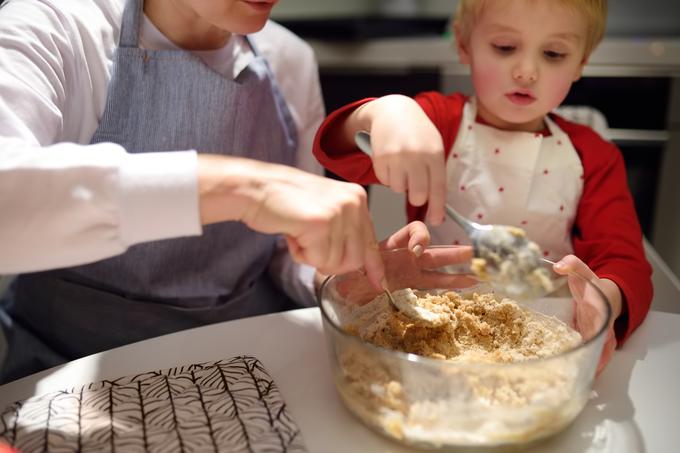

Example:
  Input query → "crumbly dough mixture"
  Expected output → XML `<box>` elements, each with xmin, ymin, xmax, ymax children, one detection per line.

<box><xmin>337</xmin><ymin>290</ymin><xmax>585</xmax><ymax>446</ymax></box>
<box><xmin>344</xmin><ymin>290</ymin><xmax>579</xmax><ymax>362</ymax></box>
<box><xmin>471</xmin><ymin>225</ymin><xmax>554</xmax><ymax>298</ymax></box>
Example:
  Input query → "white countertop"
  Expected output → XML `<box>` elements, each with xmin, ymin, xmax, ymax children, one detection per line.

<box><xmin>1</xmin><ymin>307</ymin><xmax>679</xmax><ymax>452</ymax></box>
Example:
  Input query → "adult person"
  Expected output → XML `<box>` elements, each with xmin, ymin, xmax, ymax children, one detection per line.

<box><xmin>0</xmin><ymin>0</ymin><xmax>423</xmax><ymax>382</ymax></box>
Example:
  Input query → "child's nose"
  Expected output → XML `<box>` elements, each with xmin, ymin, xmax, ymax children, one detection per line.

<box><xmin>512</xmin><ymin>62</ymin><xmax>538</xmax><ymax>83</ymax></box>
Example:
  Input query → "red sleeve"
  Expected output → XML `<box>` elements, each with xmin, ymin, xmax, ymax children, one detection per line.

<box><xmin>312</xmin><ymin>92</ymin><xmax>467</xmax><ymax>221</ymax></box>
<box><xmin>553</xmin><ymin>115</ymin><xmax>653</xmax><ymax>344</ymax></box>
<box><xmin>312</xmin><ymin>98</ymin><xmax>381</xmax><ymax>185</ymax></box>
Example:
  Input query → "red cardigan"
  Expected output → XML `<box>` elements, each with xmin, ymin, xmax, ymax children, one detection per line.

<box><xmin>313</xmin><ymin>92</ymin><xmax>653</xmax><ymax>344</ymax></box>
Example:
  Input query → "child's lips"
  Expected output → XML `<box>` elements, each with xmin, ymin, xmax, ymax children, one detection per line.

<box><xmin>506</xmin><ymin>91</ymin><xmax>536</xmax><ymax>106</ymax></box>
<box><xmin>242</xmin><ymin>0</ymin><xmax>277</xmax><ymax>12</ymax></box>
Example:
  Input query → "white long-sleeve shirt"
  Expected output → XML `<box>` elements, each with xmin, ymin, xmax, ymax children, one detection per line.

<box><xmin>0</xmin><ymin>0</ymin><xmax>325</xmax><ymax>303</ymax></box>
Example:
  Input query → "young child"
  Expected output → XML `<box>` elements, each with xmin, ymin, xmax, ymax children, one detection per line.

<box><xmin>313</xmin><ymin>0</ymin><xmax>652</xmax><ymax>373</ymax></box>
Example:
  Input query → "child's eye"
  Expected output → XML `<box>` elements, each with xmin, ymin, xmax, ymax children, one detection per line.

<box><xmin>544</xmin><ymin>50</ymin><xmax>567</xmax><ymax>60</ymax></box>
<box><xmin>492</xmin><ymin>44</ymin><xmax>515</xmax><ymax>54</ymax></box>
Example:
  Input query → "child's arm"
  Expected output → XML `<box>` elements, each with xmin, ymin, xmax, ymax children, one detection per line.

<box><xmin>314</xmin><ymin>94</ymin><xmax>449</xmax><ymax>225</ymax></box>
<box><xmin>555</xmin><ymin>116</ymin><xmax>653</xmax><ymax>345</ymax></box>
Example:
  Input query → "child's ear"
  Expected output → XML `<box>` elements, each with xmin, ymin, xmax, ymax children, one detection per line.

<box><xmin>454</xmin><ymin>23</ymin><xmax>471</xmax><ymax>64</ymax></box>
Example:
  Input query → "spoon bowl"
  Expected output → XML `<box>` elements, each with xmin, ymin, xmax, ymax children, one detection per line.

<box><xmin>444</xmin><ymin>204</ymin><xmax>552</xmax><ymax>299</ymax></box>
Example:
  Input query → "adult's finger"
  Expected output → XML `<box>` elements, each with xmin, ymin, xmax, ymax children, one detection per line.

<box><xmin>339</xmin><ymin>231</ymin><xmax>363</xmax><ymax>275</ymax></box>
<box><xmin>323</xmin><ymin>213</ymin><xmax>346</xmax><ymax>272</ymax></box>
<box><xmin>319</xmin><ymin>221</ymin><xmax>362</xmax><ymax>277</ymax></box>
<box><xmin>361</xmin><ymin>221</ymin><xmax>386</xmax><ymax>290</ymax></box>
<box><xmin>296</xmin><ymin>227</ymin><xmax>332</xmax><ymax>271</ymax></box>
<box><xmin>285</xmin><ymin>236</ymin><xmax>305</xmax><ymax>263</ymax></box>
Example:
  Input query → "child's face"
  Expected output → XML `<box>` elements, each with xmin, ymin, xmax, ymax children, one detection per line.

<box><xmin>457</xmin><ymin>0</ymin><xmax>589</xmax><ymax>132</ymax></box>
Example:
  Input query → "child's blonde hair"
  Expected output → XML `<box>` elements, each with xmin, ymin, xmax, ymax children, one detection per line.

<box><xmin>454</xmin><ymin>0</ymin><xmax>607</xmax><ymax>57</ymax></box>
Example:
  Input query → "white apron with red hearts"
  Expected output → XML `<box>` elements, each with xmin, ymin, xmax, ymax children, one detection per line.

<box><xmin>429</xmin><ymin>98</ymin><xmax>584</xmax><ymax>261</ymax></box>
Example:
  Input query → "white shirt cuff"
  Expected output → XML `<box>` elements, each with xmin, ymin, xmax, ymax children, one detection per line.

<box><xmin>118</xmin><ymin>151</ymin><xmax>202</xmax><ymax>246</ymax></box>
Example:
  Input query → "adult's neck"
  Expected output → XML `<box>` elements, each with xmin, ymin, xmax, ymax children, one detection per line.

<box><xmin>143</xmin><ymin>0</ymin><xmax>231</xmax><ymax>50</ymax></box>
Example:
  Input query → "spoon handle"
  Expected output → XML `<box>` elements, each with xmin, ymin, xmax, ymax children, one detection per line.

<box><xmin>355</xmin><ymin>130</ymin><xmax>373</xmax><ymax>156</ymax></box>
<box><xmin>444</xmin><ymin>204</ymin><xmax>477</xmax><ymax>237</ymax></box>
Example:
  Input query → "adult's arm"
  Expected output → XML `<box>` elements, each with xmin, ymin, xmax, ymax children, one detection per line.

<box><xmin>0</xmin><ymin>8</ymin><xmax>386</xmax><ymax>287</ymax></box>
<box><xmin>255</xmin><ymin>22</ymin><xmax>327</xmax><ymax>306</ymax></box>
<box><xmin>0</xmin><ymin>0</ymin><xmax>201</xmax><ymax>273</ymax></box>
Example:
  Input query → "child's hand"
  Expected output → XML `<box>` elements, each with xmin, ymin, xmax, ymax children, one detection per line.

<box><xmin>356</xmin><ymin>95</ymin><xmax>447</xmax><ymax>225</ymax></box>
<box><xmin>554</xmin><ymin>255</ymin><xmax>623</xmax><ymax>375</ymax></box>
<box><xmin>378</xmin><ymin>220</ymin><xmax>430</xmax><ymax>255</ymax></box>
<box><xmin>315</xmin><ymin>221</ymin><xmax>474</xmax><ymax>302</ymax></box>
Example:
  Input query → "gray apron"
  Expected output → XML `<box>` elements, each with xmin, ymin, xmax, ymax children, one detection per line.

<box><xmin>0</xmin><ymin>0</ymin><xmax>299</xmax><ymax>383</ymax></box>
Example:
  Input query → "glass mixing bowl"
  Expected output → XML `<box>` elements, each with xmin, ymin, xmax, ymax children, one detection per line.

<box><xmin>318</xmin><ymin>246</ymin><xmax>611</xmax><ymax>449</ymax></box>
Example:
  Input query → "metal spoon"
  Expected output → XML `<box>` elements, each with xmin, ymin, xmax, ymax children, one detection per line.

<box><xmin>355</xmin><ymin>130</ymin><xmax>553</xmax><ymax>299</ymax></box>
<box><xmin>379</xmin><ymin>281</ymin><xmax>400</xmax><ymax>312</ymax></box>
<box><xmin>374</xmin><ymin>256</ymin><xmax>449</xmax><ymax>324</ymax></box>
<box><xmin>450</xmin><ymin>206</ymin><xmax>552</xmax><ymax>298</ymax></box>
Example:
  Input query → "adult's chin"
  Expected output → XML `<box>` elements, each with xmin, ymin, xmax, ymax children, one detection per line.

<box><xmin>225</xmin><ymin>9</ymin><xmax>271</xmax><ymax>34</ymax></box>
<box><xmin>210</xmin><ymin>15</ymin><xmax>267</xmax><ymax>36</ymax></box>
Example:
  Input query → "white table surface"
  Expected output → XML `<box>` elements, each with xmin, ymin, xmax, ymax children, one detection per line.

<box><xmin>1</xmin><ymin>307</ymin><xmax>679</xmax><ymax>453</ymax></box>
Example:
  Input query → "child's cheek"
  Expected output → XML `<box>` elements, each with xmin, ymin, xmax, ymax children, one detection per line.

<box><xmin>471</xmin><ymin>61</ymin><xmax>503</xmax><ymax>99</ymax></box>
<box><xmin>544</xmin><ymin>75</ymin><xmax>575</xmax><ymax>109</ymax></box>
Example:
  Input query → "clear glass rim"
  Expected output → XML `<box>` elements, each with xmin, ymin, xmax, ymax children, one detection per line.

<box><xmin>317</xmin><ymin>245</ymin><xmax>613</xmax><ymax>369</ymax></box>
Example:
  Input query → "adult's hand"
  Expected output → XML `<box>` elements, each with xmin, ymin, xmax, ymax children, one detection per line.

<box><xmin>554</xmin><ymin>255</ymin><xmax>622</xmax><ymax>376</ymax></box>
<box><xmin>313</xmin><ymin>220</ymin><xmax>432</xmax><ymax>299</ymax></box>
<box><xmin>197</xmin><ymin>155</ymin><xmax>385</xmax><ymax>289</ymax></box>
<box><xmin>352</xmin><ymin>95</ymin><xmax>447</xmax><ymax>225</ymax></box>
<box><xmin>333</xmin><ymin>241</ymin><xmax>475</xmax><ymax>306</ymax></box>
